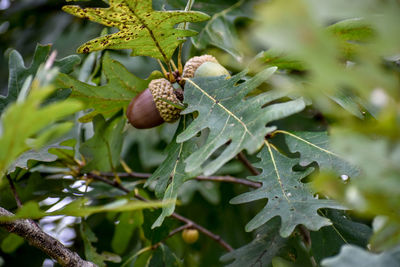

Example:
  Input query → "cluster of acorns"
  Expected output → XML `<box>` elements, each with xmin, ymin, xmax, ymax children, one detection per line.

<box><xmin>126</xmin><ymin>55</ymin><xmax>230</xmax><ymax>129</ymax></box>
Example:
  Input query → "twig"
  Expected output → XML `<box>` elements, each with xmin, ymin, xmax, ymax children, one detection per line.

<box><xmin>170</xmin><ymin>212</ymin><xmax>233</xmax><ymax>251</ymax></box>
<box><xmin>149</xmin><ymin>224</ymin><xmax>191</xmax><ymax>251</ymax></box>
<box><xmin>100</xmin><ymin>171</ymin><xmax>151</xmax><ymax>179</ymax></box>
<box><xmin>86</xmin><ymin>172</ymin><xmax>234</xmax><ymax>252</ymax></box>
<box><xmin>98</xmin><ymin>171</ymin><xmax>261</xmax><ymax>188</ymax></box>
<box><xmin>297</xmin><ymin>225</ymin><xmax>317</xmax><ymax>267</ymax></box>
<box><xmin>6</xmin><ymin>175</ymin><xmax>40</xmax><ymax>228</ymax></box>
<box><xmin>0</xmin><ymin>207</ymin><xmax>96</xmax><ymax>267</ymax></box>
<box><xmin>237</xmin><ymin>152</ymin><xmax>260</xmax><ymax>176</ymax></box>
<box><xmin>166</xmin><ymin>223</ymin><xmax>191</xmax><ymax>238</ymax></box>
<box><xmin>195</xmin><ymin>175</ymin><xmax>260</xmax><ymax>188</ymax></box>
<box><xmin>6</xmin><ymin>175</ymin><xmax>22</xmax><ymax>208</ymax></box>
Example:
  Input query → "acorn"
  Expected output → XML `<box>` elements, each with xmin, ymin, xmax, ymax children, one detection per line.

<box><xmin>126</xmin><ymin>78</ymin><xmax>182</xmax><ymax>129</ymax></box>
<box><xmin>182</xmin><ymin>228</ymin><xmax>199</xmax><ymax>244</ymax></box>
<box><xmin>182</xmin><ymin>54</ymin><xmax>230</xmax><ymax>79</ymax></box>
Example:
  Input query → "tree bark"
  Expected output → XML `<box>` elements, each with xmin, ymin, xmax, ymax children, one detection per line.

<box><xmin>0</xmin><ymin>207</ymin><xmax>96</xmax><ymax>267</ymax></box>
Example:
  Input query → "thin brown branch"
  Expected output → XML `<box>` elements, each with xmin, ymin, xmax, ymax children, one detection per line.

<box><xmin>237</xmin><ymin>152</ymin><xmax>260</xmax><ymax>176</ymax></box>
<box><xmin>6</xmin><ymin>175</ymin><xmax>22</xmax><ymax>208</ymax></box>
<box><xmin>167</xmin><ymin>223</ymin><xmax>191</xmax><ymax>238</ymax></box>
<box><xmin>0</xmin><ymin>207</ymin><xmax>96</xmax><ymax>267</ymax></box>
<box><xmin>98</xmin><ymin>171</ymin><xmax>261</xmax><ymax>188</ymax></box>
<box><xmin>7</xmin><ymin>175</ymin><xmax>40</xmax><ymax>229</ymax></box>
<box><xmin>86</xmin><ymin>172</ymin><xmax>234</xmax><ymax>252</ymax></box>
<box><xmin>170</xmin><ymin>212</ymin><xmax>233</xmax><ymax>251</ymax></box>
<box><xmin>298</xmin><ymin>225</ymin><xmax>317</xmax><ymax>267</ymax></box>
<box><xmin>100</xmin><ymin>171</ymin><xmax>151</xmax><ymax>179</ymax></box>
<box><xmin>196</xmin><ymin>175</ymin><xmax>260</xmax><ymax>188</ymax></box>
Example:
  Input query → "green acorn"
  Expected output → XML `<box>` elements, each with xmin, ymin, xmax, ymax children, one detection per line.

<box><xmin>182</xmin><ymin>55</ymin><xmax>230</xmax><ymax>79</ymax></box>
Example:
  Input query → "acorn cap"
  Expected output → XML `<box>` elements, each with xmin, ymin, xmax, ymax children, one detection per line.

<box><xmin>149</xmin><ymin>78</ymin><xmax>181</xmax><ymax>123</ymax></box>
<box><xmin>182</xmin><ymin>55</ymin><xmax>218</xmax><ymax>78</ymax></box>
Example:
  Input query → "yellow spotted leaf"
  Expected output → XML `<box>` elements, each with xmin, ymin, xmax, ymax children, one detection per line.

<box><xmin>62</xmin><ymin>0</ymin><xmax>209</xmax><ymax>60</ymax></box>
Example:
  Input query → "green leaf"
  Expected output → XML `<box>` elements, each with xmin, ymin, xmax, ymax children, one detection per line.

<box><xmin>315</xmin><ymin>131</ymin><xmax>400</xmax><ymax>222</ymax></box>
<box><xmin>0</xmin><ymin>198</ymin><xmax>167</xmax><ymax>221</ymax></box>
<box><xmin>321</xmin><ymin>245</ymin><xmax>400</xmax><ymax>267</ymax></box>
<box><xmin>1</xmin><ymin>234</ymin><xmax>24</xmax><ymax>253</ymax></box>
<box><xmin>189</xmin><ymin>0</ymin><xmax>251</xmax><ymax>61</ymax></box>
<box><xmin>230</xmin><ymin>143</ymin><xmax>344</xmax><ymax>237</ymax></box>
<box><xmin>282</xmin><ymin>131</ymin><xmax>359</xmax><ymax>177</ymax></box>
<box><xmin>371</xmin><ymin>218</ymin><xmax>400</xmax><ymax>252</ymax></box>
<box><xmin>80</xmin><ymin>113</ymin><xmax>125</xmax><ymax>172</ymax></box>
<box><xmin>48</xmin><ymin>139</ymin><xmax>77</xmax><ymax>166</ymax></box>
<box><xmin>56</xmin><ymin>52</ymin><xmax>160</xmax><ymax>123</ymax></box>
<box><xmin>0</xmin><ymin>44</ymin><xmax>80</xmax><ymax>114</ymax></box>
<box><xmin>310</xmin><ymin>210</ymin><xmax>372</xmax><ymax>263</ymax></box>
<box><xmin>111</xmin><ymin>210</ymin><xmax>143</xmax><ymax>254</ymax></box>
<box><xmin>80</xmin><ymin>221</ymin><xmax>107</xmax><ymax>267</ymax></box>
<box><xmin>145</xmin><ymin>115</ymin><xmax>199</xmax><ymax>228</ymax></box>
<box><xmin>62</xmin><ymin>0</ymin><xmax>209</xmax><ymax>60</ymax></box>
<box><xmin>0</xmin><ymin>87</ymin><xmax>82</xmax><ymax>179</ymax></box>
<box><xmin>260</xmin><ymin>49</ymin><xmax>306</xmax><ymax>71</ymax></box>
<box><xmin>148</xmin><ymin>244</ymin><xmax>182</xmax><ymax>267</ymax></box>
<box><xmin>220</xmin><ymin>219</ymin><xmax>287</xmax><ymax>267</ymax></box>
<box><xmin>177</xmin><ymin>68</ymin><xmax>305</xmax><ymax>175</ymax></box>
<box><xmin>142</xmin><ymin>209</ymin><xmax>176</xmax><ymax>244</ymax></box>
<box><xmin>327</xmin><ymin>18</ymin><xmax>374</xmax><ymax>60</ymax></box>
<box><xmin>7</xmin><ymin>142</ymin><xmax>72</xmax><ymax>174</ymax></box>
<box><xmin>260</xmin><ymin>19</ymin><xmax>374</xmax><ymax>71</ymax></box>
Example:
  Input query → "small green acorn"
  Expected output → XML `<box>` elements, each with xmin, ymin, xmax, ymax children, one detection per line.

<box><xmin>194</xmin><ymin>61</ymin><xmax>230</xmax><ymax>78</ymax></box>
<box><xmin>182</xmin><ymin>55</ymin><xmax>230</xmax><ymax>79</ymax></box>
<box><xmin>182</xmin><ymin>228</ymin><xmax>199</xmax><ymax>244</ymax></box>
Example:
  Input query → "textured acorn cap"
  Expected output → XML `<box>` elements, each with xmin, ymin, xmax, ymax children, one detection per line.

<box><xmin>149</xmin><ymin>78</ymin><xmax>181</xmax><ymax>123</ymax></box>
<box><xmin>182</xmin><ymin>55</ymin><xmax>218</xmax><ymax>78</ymax></box>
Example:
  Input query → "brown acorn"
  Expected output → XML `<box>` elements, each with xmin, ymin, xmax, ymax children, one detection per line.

<box><xmin>126</xmin><ymin>78</ymin><xmax>182</xmax><ymax>129</ymax></box>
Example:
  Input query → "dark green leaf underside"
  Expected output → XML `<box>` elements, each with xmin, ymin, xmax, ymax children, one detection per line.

<box><xmin>177</xmin><ymin>68</ymin><xmax>305</xmax><ymax>175</ymax></box>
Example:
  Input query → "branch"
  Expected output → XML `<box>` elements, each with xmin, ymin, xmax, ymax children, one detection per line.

<box><xmin>195</xmin><ymin>175</ymin><xmax>260</xmax><ymax>188</ymax></box>
<box><xmin>237</xmin><ymin>152</ymin><xmax>260</xmax><ymax>176</ymax></box>
<box><xmin>0</xmin><ymin>207</ymin><xmax>96</xmax><ymax>267</ymax></box>
<box><xmin>98</xmin><ymin>171</ymin><xmax>261</xmax><ymax>188</ymax></box>
<box><xmin>87</xmin><ymin>172</ymin><xmax>234</xmax><ymax>252</ymax></box>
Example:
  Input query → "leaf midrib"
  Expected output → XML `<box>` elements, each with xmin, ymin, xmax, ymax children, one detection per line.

<box><xmin>185</xmin><ymin>78</ymin><xmax>254</xmax><ymax>138</ymax></box>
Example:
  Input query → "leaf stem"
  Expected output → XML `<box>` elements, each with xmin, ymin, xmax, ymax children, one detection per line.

<box><xmin>170</xmin><ymin>60</ymin><xmax>178</xmax><ymax>72</ymax></box>
<box><xmin>166</xmin><ymin>62</ymin><xmax>175</xmax><ymax>82</ymax></box>
<box><xmin>178</xmin><ymin>44</ymin><xmax>183</xmax><ymax>75</ymax></box>
<box><xmin>157</xmin><ymin>59</ymin><xmax>169</xmax><ymax>79</ymax></box>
